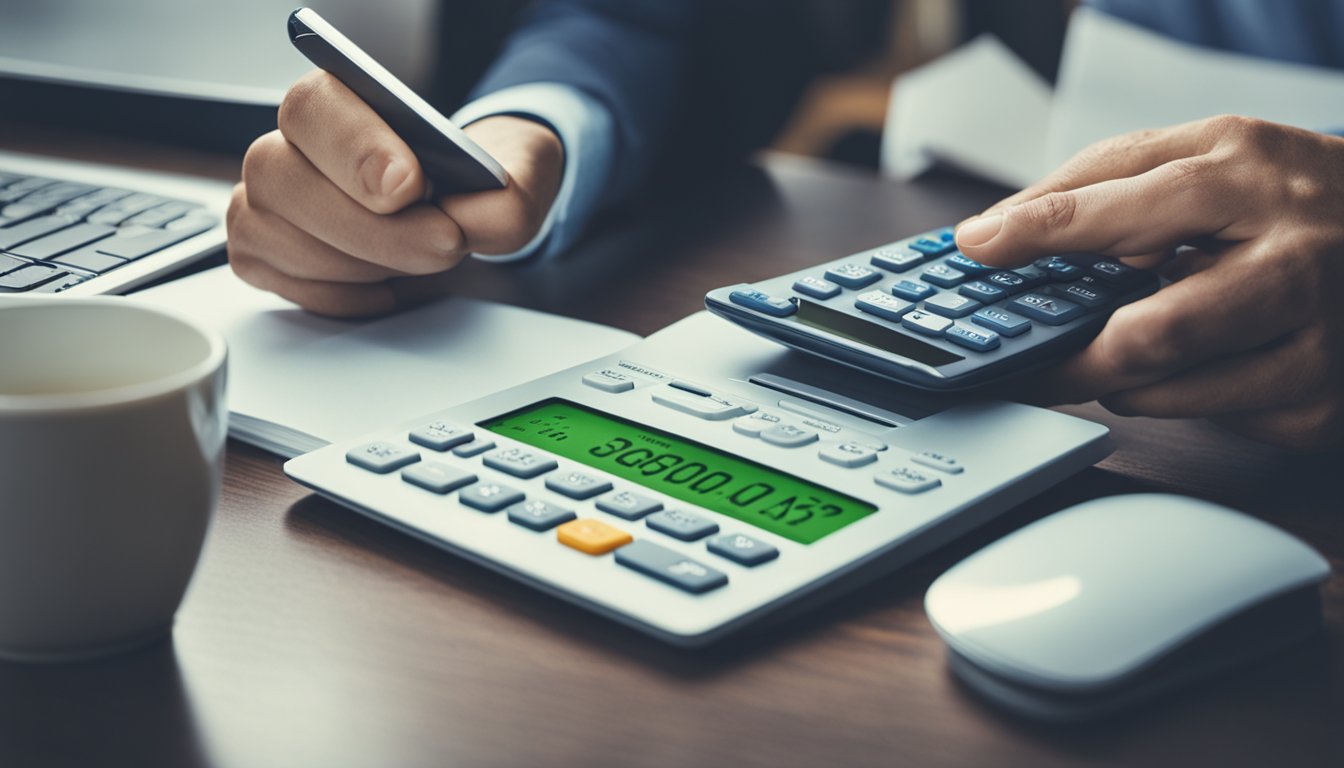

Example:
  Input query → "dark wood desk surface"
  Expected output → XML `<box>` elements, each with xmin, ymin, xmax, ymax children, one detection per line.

<box><xmin>1</xmin><ymin>125</ymin><xmax>1340</xmax><ymax>768</ymax></box>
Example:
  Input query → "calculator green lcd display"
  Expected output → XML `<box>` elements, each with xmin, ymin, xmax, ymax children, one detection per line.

<box><xmin>480</xmin><ymin>399</ymin><xmax>876</xmax><ymax>544</ymax></box>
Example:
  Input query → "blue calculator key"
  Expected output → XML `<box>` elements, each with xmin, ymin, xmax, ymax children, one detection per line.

<box><xmin>1012</xmin><ymin>265</ymin><xmax>1049</xmax><ymax>289</ymax></box>
<box><xmin>793</xmin><ymin>275</ymin><xmax>841</xmax><ymax>299</ymax></box>
<box><xmin>507</xmin><ymin>499</ymin><xmax>577</xmax><ymax>531</ymax></box>
<box><xmin>870</xmin><ymin>249</ymin><xmax>924</xmax><ymax>273</ymax></box>
<box><xmin>347</xmin><ymin>442</ymin><xmax>419</xmax><ymax>474</ymax></box>
<box><xmin>824</xmin><ymin>263</ymin><xmax>882</xmax><ymax>289</ymax></box>
<box><xmin>923</xmin><ymin>292</ymin><xmax>980</xmax><ymax>319</ymax></box>
<box><xmin>615</xmin><ymin>540</ymin><xmax>727</xmax><ymax>594</ymax></box>
<box><xmin>921</xmin><ymin>263</ymin><xmax>967</xmax><ymax>288</ymax></box>
<box><xmin>890</xmin><ymin>279</ymin><xmax>937</xmax><ymax>301</ymax></box>
<box><xmin>972</xmin><ymin>306</ymin><xmax>1031</xmax><ymax>337</ymax></box>
<box><xmin>459</xmin><ymin>482</ymin><xmax>526</xmax><ymax>513</ymax></box>
<box><xmin>707</xmin><ymin>533</ymin><xmax>779</xmax><ymax>566</ymax></box>
<box><xmin>646</xmin><ymin>509</ymin><xmax>720</xmax><ymax>541</ymax></box>
<box><xmin>1036</xmin><ymin>256</ymin><xmax>1085</xmax><ymax>281</ymax></box>
<box><xmin>986</xmin><ymin>271</ymin><xmax>1027</xmax><ymax>293</ymax></box>
<box><xmin>855</xmin><ymin>290</ymin><xmax>914</xmax><ymax>322</ymax></box>
<box><xmin>596</xmin><ymin>490</ymin><xmax>664</xmax><ymax>520</ymax></box>
<box><xmin>1051</xmin><ymin>280</ymin><xmax>1112</xmax><ymax>308</ymax></box>
<box><xmin>1089</xmin><ymin>259</ymin><xmax>1150</xmax><ymax>290</ymax></box>
<box><xmin>729</xmin><ymin>288</ymin><xmax>797</xmax><ymax>317</ymax></box>
<box><xmin>944</xmin><ymin>322</ymin><xmax>1001</xmax><ymax>352</ymax></box>
<box><xmin>902</xmin><ymin>309</ymin><xmax>954</xmax><ymax>337</ymax></box>
<box><xmin>910</xmin><ymin>237</ymin><xmax>956</xmax><ymax>257</ymax></box>
<box><xmin>1011</xmin><ymin>293</ymin><xmax>1085</xmax><ymax>325</ymax></box>
<box><xmin>945</xmin><ymin>252</ymin><xmax>996</xmax><ymax>276</ymax></box>
<box><xmin>958</xmin><ymin>280</ymin><xmax>1006</xmax><ymax>303</ymax></box>
<box><xmin>938</xmin><ymin>227</ymin><xmax>956</xmax><ymax>242</ymax></box>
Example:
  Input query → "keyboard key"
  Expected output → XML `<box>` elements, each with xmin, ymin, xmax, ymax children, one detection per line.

<box><xmin>958</xmin><ymin>280</ymin><xmax>1006</xmax><ymax>304</ymax></box>
<box><xmin>732</xmin><ymin>410</ymin><xmax>783</xmax><ymax>437</ymax></box>
<box><xmin>582</xmin><ymin>368</ymin><xmax>637</xmax><ymax>393</ymax></box>
<box><xmin>707</xmin><ymin>533</ymin><xmax>779</xmax><ymax>566</ymax></box>
<box><xmin>824</xmin><ymin>263</ymin><xmax>882</xmax><ymax>289</ymax></box>
<box><xmin>986</xmin><ymin>271</ymin><xmax>1027</xmax><ymax>293</ymax></box>
<box><xmin>920</xmin><ymin>263</ymin><xmax>967</xmax><ymax>288</ymax></box>
<box><xmin>0</xmin><ymin>263</ymin><xmax>63</xmax><ymax>292</ymax></box>
<box><xmin>902</xmin><ymin>310</ymin><xmax>953</xmax><ymax>337</ymax></box>
<box><xmin>401</xmin><ymin>462</ymin><xmax>477</xmax><ymax>494</ymax></box>
<box><xmin>818</xmin><ymin>441</ymin><xmax>879</xmax><ymax>468</ymax></box>
<box><xmin>483</xmin><ymin>447</ymin><xmax>559</xmax><ymax>479</ymax></box>
<box><xmin>615</xmin><ymin>540</ymin><xmax>727</xmax><ymax>593</ymax></box>
<box><xmin>760</xmin><ymin>423</ymin><xmax>819</xmax><ymax>447</ymax></box>
<box><xmin>912</xmin><ymin>451</ymin><xmax>964</xmax><ymax>475</ymax></box>
<box><xmin>54</xmin><ymin>188</ymin><xmax>131</xmax><ymax>219</ymax></box>
<box><xmin>0</xmin><ymin>253</ymin><xmax>26</xmax><ymax>274</ymax></box>
<box><xmin>0</xmin><ymin>183</ymin><xmax>96</xmax><ymax>220</ymax></box>
<box><xmin>890</xmin><ymin>279</ymin><xmax>937</xmax><ymax>302</ymax></box>
<box><xmin>944</xmin><ymin>322</ymin><xmax>1001</xmax><ymax>352</ymax></box>
<box><xmin>85</xmin><ymin>193</ymin><xmax>166</xmax><ymax>225</ymax></box>
<box><xmin>460</xmin><ymin>481</ymin><xmax>526</xmax><ymax>512</ymax></box>
<box><xmin>408</xmin><ymin>422</ymin><xmax>474</xmax><ymax>451</ymax></box>
<box><xmin>0</xmin><ymin>215</ymin><xmax>76</xmax><ymax>251</ymax></box>
<box><xmin>452</xmin><ymin>439</ymin><xmax>495</xmax><ymax>458</ymax></box>
<box><xmin>923</xmin><ymin>292</ymin><xmax>981</xmax><ymax>319</ymax></box>
<box><xmin>946</xmin><ymin>252</ymin><xmax>995</xmax><ymax>276</ymax></box>
<box><xmin>972</xmin><ymin>307</ymin><xmax>1031</xmax><ymax>337</ymax></box>
<box><xmin>1011</xmin><ymin>293</ymin><xmax>1085</xmax><ymax>325</ymax></box>
<box><xmin>93</xmin><ymin>218</ymin><xmax>215</xmax><ymax>260</ymax></box>
<box><xmin>346</xmin><ymin>441</ymin><xmax>419</xmax><ymax>474</ymax></box>
<box><xmin>1089</xmin><ymin>259</ymin><xmax>1150</xmax><ymax>290</ymax></box>
<box><xmin>729</xmin><ymin>288</ymin><xmax>796</xmax><ymax>317</ymax></box>
<box><xmin>793</xmin><ymin>275</ymin><xmax>841</xmax><ymax>299</ymax></box>
<box><xmin>10</xmin><ymin>223</ymin><xmax>113</xmax><ymax>260</ymax></box>
<box><xmin>1037</xmin><ymin>256</ymin><xmax>1084</xmax><ymax>281</ymax></box>
<box><xmin>51</xmin><ymin>249</ymin><xmax>127</xmax><ymax>274</ymax></box>
<box><xmin>855</xmin><ymin>290</ymin><xmax>914</xmax><ymax>322</ymax></box>
<box><xmin>123</xmin><ymin>201</ymin><xmax>195</xmax><ymax>228</ymax></box>
<box><xmin>596</xmin><ymin>490</ymin><xmax>664</xmax><ymax>520</ymax></box>
<box><xmin>1051</xmin><ymin>280</ymin><xmax>1112</xmax><ymax>309</ymax></box>
<box><xmin>545</xmin><ymin>470</ymin><xmax>613</xmax><ymax>500</ymax></box>
<box><xmin>507</xmin><ymin>499</ymin><xmax>577</xmax><ymax>531</ymax></box>
<box><xmin>909</xmin><ymin>237</ymin><xmax>956</xmax><ymax>257</ymax></box>
<box><xmin>869</xmin><ymin>249</ymin><xmax>924</xmax><ymax>272</ymax></box>
<box><xmin>557</xmin><ymin>518</ymin><xmax>633</xmax><ymax>555</ymax></box>
<box><xmin>875</xmin><ymin>466</ymin><xmax>941</xmax><ymax>494</ymax></box>
<box><xmin>28</xmin><ymin>273</ymin><xmax>88</xmax><ymax>294</ymax></box>
<box><xmin>0</xmin><ymin>177</ymin><xmax>55</xmax><ymax>203</ymax></box>
<box><xmin>646</xmin><ymin>510</ymin><xmax>719</xmax><ymax>541</ymax></box>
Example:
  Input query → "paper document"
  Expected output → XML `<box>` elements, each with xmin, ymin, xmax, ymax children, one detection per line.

<box><xmin>132</xmin><ymin>266</ymin><xmax>639</xmax><ymax>457</ymax></box>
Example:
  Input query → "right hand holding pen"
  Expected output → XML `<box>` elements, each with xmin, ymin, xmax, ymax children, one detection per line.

<box><xmin>227</xmin><ymin>70</ymin><xmax>563</xmax><ymax>317</ymax></box>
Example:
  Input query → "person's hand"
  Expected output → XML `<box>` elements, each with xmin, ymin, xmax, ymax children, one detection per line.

<box><xmin>227</xmin><ymin>70</ymin><xmax>563</xmax><ymax>317</ymax></box>
<box><xmin>954</xmin><ymin>115</ymin><xmax>1344</xmax><ymax>451</ymax></box>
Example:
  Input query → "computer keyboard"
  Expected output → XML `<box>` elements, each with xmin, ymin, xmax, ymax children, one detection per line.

<box><xmin>0</xmin><ymin>167</ymin><xmax>222</xmax><ymax>294</ymax></box>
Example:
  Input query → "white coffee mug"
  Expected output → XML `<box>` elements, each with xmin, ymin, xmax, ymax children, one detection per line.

<box><xmin>0</xmin><ymin>297</ymin><xmax>227</xmax><ymax>661</ymax></box>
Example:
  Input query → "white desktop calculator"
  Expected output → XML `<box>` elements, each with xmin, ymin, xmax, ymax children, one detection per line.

<box><xmin>285</xmin><ymin>313</ymin><xmax>1111</xmax><ymax>646</ymax></box>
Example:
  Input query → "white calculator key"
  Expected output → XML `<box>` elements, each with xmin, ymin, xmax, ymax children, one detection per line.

<box><xmin>818</xmin><ymin>441</ymin><xmax>879</xmax><ymax>468</ymax></box>
<box><xmin>874</xmin><ymin>466</ymin><xmax>941</xmax><ymax>494</ymax></box>
<box><xmin>912</xmin><ymin>451</ymin><xmax>964</xmax><ymax>474</ymax></box>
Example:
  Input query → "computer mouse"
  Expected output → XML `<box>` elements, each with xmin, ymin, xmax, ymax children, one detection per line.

<box><xmin>924</xmin><ymin>493</ymin><xmax>1331</xmax><ymax>721</ymax></box>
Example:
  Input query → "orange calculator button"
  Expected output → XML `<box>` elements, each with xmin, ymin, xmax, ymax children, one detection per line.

<box><xmin>557</xmin><ymin>518</ymin><xmax>633</xmax><ymax>555</ymax></box>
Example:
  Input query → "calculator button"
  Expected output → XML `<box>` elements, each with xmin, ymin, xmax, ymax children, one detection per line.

<box><xmin>545</xmin><ymin>470</ymin><xmax>614</xmax><ymax>500</ymax></box>
<box><xmin>875</xmin><ymin>466</ymin><xmax>941</xmax><ymax>494</ymax></box>
<box><xmin>760</xmin><ymin>423</ymin><xmax>819</xmax><ymax>447</ymax></box>
<box><xmin>1037</xmin><ymin>256</ymin><xmax>1084</xmax><ymax>281</ymax></box>
<box><xmin>408</xmin><ymin>423</ymin><xmax>474</xmax><ymax>451</ymax></box>
<box><xmin>986</xmin><ymin>271</ymin><xmax>1027</xmax><ymax>294</ymax></box>
<box><xmin>824</xmin><ymin>263</ymin><xmax>882</xmax><ymax>289</ymax></box>
<box><xmin>938</xmin><ymin>227</ymin><xmax>956</xmax><ymax>242</ymax></box>
<box><xmin>923</xmin><ymin>292</ymin><xmax>981</xmax><ymax>319</ymax></box>
<box><xmin>646</xmin><ymin>510</ymin><xmax>720</xmax><ymax>541</ymax></box>
<box><xmin>507</xmin><ymin>500</ymin><xmax>577</xmax><ymax>531</ymax></box>
<box><xmin>870</xmin><ymin>249</ymin><xmax>924</xmax><ymax>272</ymax></box>
<box><xmin>557</xmin><ymin>518</ymin><xmax>634</xmax><ymax>555</ymax></box>
<box><xmin>732</xmin><ymin>410</ymin><xmax>783</xmax><ymax>437</ymax></box>
<box><xmin>946</xmin><ymin>252</ymin><xmax>996</xmax><ymax>276</ymax></box>
<box><xmin>958</xmin><ymin>280</ymin><xmax>1006</xmax><ymax>304</ymax></box>
<box><xmin>596</xmin><ymin>490</ymin><xmax>664</xmax><ymax>520</ymax></box>
<box><xmin>1051</xmin><ymin>280</ymin><xmax>1112</xmax><ymax>308</ymax></box>
<box><xmin>901</xmin><ymin>310</ymin><xmax>953</xmax><ymax>337</ymax></box>
<box><xmin>890</xmin><ymin>279</ymin><xmax>937</xmax><ymax>301</ymax></box>
<box><xmin>818</xmin><ymin>441</ymin><xmax>879</xmax><ymax>468</ymax></box>
<box><xmin>452</xmin><ymin>439</ymin><xmax>495</xmax><ymax>458</ymax></box>
<box><xmin>1013</xmin><ymin>265</ymin><xmax>1049</xmax><ymax>289</ymax></box>
<box><xmin>729</xmin><ymin>288</ymin><xmax>797</xmax><ymax>317</ymax></box>
<box><xmin>652</xmin><ymin>389</ymin><xmax>755</xmax><ymax>421</ymax></box>
<box><xmin>402</xmin><ymin>462</ymin><xmax>477</xmax><ymax>494</ymax></box>
<box><xmin>483</xmin><ymin>447</ymin><xmax>559</xmax><ymax>479</ymax></box>
<box><xmin>855</xmin><ymin>290</ymin><xmax>914</xmax><ymax>322</ymax></box>
<box><xmin>1011</xmin><ymin>293</ymin><xmax>1085</xmax><ymax>325</ymax></box>
<box><xmin>944</xmin><ymin>323</ymin><xmax>1001</xmax><ymax>352</ymax></box>
<box><xmin>583</xmin><ymin>369</ymin><xmax>637</xmax><ymax>393</ymax></box>
<box><xmin>910</xmin><ymin>237</ymin><xmax>956</xmax><ymax>257</ymax></box>
<box><xmin>346</xmin><ymin>442</ymin><xmax>419</xmax><ymax>474</ymax></box>
<box><xmin>460</xmin><ymin>482</ymin><xmax>526</xmax><ymax>512</ymax></box>
<box><xmin>707</xmin><ymin>533</ymin><xmax>779</xmax><ymax>566</ymax></box>
<box><xmin>793</xmin><ymin>275</ymin><xmax>841</xmax><ymax>299</ymax></box>
<box><xmin>615</xmin><ymin>540</ymin><xmax>728</xmax><ymax>594</ymax></box>
<box><xmin>911</xmin><ymin>451</ymin><xmax>964</xmax><ymax>474</ymax></box>
<box><xmin>971</xmin><ymin>307</ymin><xmax>1031</xmax><ymax>337</ymax></box>
<box><xmin>921</xmin><ymin>264</ymin><xmax>967</xmax><ymax>288</ymax></box>
<box><xmin>1089</xmin><ymin>259</ymin><xmax>1149</xmax><ymax>290</ymax></box>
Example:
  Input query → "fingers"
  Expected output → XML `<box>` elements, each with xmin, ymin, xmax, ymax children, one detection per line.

<box><xmin>278</xmin><ymin>70</ymin><xmax>426</xmax><ymax>214</ymax></box>
<box><xmin>228</xmin><ymin>251</ymin><xmax>399</xmax><ymax>318</ymax></box>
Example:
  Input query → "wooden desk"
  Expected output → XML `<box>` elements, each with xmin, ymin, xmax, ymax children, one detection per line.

<box><xmin>1</xmin><ymin>127</ymin><xmax>1340</xmax><ymax>768</ymax></box>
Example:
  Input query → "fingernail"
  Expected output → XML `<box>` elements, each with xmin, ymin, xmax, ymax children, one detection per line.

<box><xmin>956</xmin><ymin>213</ymin><xmax>1004</xmax><ymax>248</ymax></box>
<box><xmin>378</xmin><ymin>157</ymin><xmax>409</xmax><ymax>198</ymax></box>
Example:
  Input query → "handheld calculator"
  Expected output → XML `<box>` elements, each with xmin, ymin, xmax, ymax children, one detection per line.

<box><xmin>704</xmin><ymin>227</ymin><xmax>1159</xmax><ymax>390</ymax></box>
<box><xmin>285</xmin><ymin>313</ymin><xmax>1110</xmax><ymax>646</ymax></box>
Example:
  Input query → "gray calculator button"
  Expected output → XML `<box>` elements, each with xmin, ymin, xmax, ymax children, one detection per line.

<box><xmin>707</xmin><ymin>533</ymin><xmax>779</xmax><ymax>566</ymax></box>
<box><xmin>402</xmin><ymin>462</ymin><xmax>477</xmax><ymax>494</ymax></box>
<box><xmin>452</xmin><ymin>439</ymin><xmax>495</xmax><ymax>458</ymax></box>
<box><xmin>901</xmin><ymin>310</ymin><xmax>953</xmax><ymax>337</ymax></box>
<box><xmin>818</xmin><ymin>441</ymin><xmax>879</xmax><ymax>468</ymax></box>
<box><xmin>545</xmin><ymin>470</ymin><xmax>614</xmax><ymax>499</ymax></box>
<box><xmin>652</xmin><ymin>389</ymin><xmax>755</xmax><ymax>420</ymax></box>
<box><xmin>1050</xmin><ymin>280</ymin><xmax>1112</xmax><ymax>309</ymax></box>
<box><xmin>855</xmin><ymin>290</ymin><xmax>914</xmax><ymax>322</ymax></box>
<box><xmin>911</xmin><ymin>451</ymin><xmax>964</xmax><ymax>474</ymax></box>
<box><xmin>596</xmin><ymin>490</ymin><xmax>664</xmax><ymax>520</ymax></box>
<box><xmin>923</xmin><ymin>292</ymin><xmax>981</xmax><ymax>319</ymax></box>
<box><xmin>346</xmin><ymin>441</ymin><xmax>419</xmax><ymax>474</ymax></box>
<box><xmin>1010</xmin><ymin>292</ymin><xmax>1084</xmax><ymax>325</ymax></box>
<box><xmin>793</xmin><ymin>275</ymin><xmax>841</xmax><ymax>299</ymax></box>
<box><xmin>507</xmin><ymin>499</ymin><xmax>577</xmax><ymax>531</ymax></box>
<box><xmin>824</xmin><ymin>263</ymin><xmax>881</xmax><ymax>289</ymax></box>
<box><xmin>875</xmin><ymin>466</ymin><xmax>941</xmax><ymax>494</ymax></box>
<box><xmin>615</xmin><ymin>540</ymin><xmax>728</xmax><ymax>594</ymax></box>
<box><xmin>459</xmin><ymin>482</ymin><xmax>526</xmax><ymax>512</ymax></box>
<box><xmin>760</xmin><ymin>423</ymin><xmax>819</xmax><ymax>447</ymax></box>
<box><xmin>408</xmin><ymin>422</ymin><xmax>474</xmax><ymax>451</ymax></box>
<box><xmin>582</xmin><ymin>369</ymin><xmax>636</xmax><ymax>393</ymax></box>
<box><xmin>870</xmin><ymin>249</ymin><xmax>924</xmax><ymax>272</ymax></box>
<box><xmin>646</xmin><ymin>509</ymin><xmax>720</xmax><ymax>541</ymax></box>
<box><xmin>732</xmin><ymin>410</ymin><xmax>783</xmax><ymax>437</ymax></box>
<box><xmin>483</xmin><ymin>447</ymin><xmax>559</xmax><ymax>479</ymax></box>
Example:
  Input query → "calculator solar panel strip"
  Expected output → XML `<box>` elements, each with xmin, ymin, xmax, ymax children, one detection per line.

<box><xmin>703</xmin><ymin>227</ymin><xmax>1160</xmax><ymax>391</ymax></box>
<box><xmin>0</xmin><ymin>150</ymin><xmax>230</xmax><ymax>297</ymax></box>
<box><xmin>285</xmin><ymin>312</ymin><xmax>1111</xmax><ymax>647</ymax></box>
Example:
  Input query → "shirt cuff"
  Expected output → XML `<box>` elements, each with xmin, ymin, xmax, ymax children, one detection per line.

<box><xmin>451</xmin><ymin>83</ymin><xmax>616</xmax><ymax>262</ymax></box>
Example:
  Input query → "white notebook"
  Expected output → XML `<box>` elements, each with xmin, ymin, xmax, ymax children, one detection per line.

<box><xmin>131</xmin><ymin>266</ymin><xmax>639</xmax><ymax>458</ymax></box>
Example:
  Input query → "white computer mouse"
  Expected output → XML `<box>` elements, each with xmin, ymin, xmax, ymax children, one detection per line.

<box><xmin>924</xmin><ymin>493</ymin><xmax>1331</xmax><ymax>721</ymax></box>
